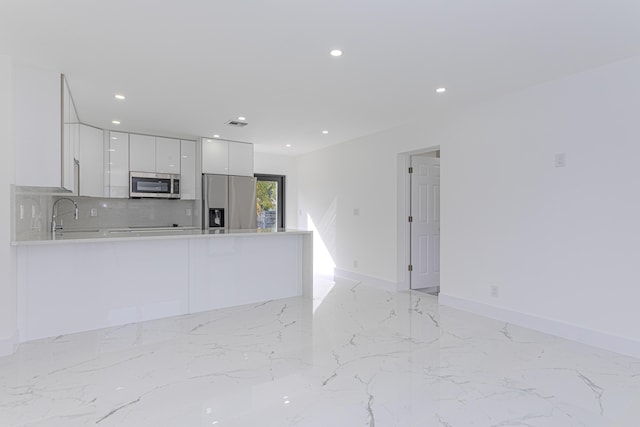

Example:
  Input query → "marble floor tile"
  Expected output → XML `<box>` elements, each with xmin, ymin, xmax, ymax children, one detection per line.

<box><xmin>1</xmin><ymin>277</ymin><xmax>640</xmax><ymax>426</ymax></box>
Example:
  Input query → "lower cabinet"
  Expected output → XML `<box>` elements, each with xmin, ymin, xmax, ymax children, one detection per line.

<box><xmin>15</xmin><ymin>232</ymin><xmax>312</xmax><ymax>341</ymax></box>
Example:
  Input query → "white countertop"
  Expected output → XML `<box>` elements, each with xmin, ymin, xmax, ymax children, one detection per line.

<box><xmin>12</xmin><ymin>227</ymin><xmax>312</xmax><ymax>246</ymax></box>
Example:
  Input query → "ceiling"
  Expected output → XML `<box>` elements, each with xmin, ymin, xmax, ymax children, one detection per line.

<box><xmin>1</xmin><ymin>0</ymin><xmax>639</xmax><ymax>155</ymax></box>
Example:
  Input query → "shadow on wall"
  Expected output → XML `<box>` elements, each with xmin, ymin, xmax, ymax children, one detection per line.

<box><xmin>306</xmin><ymin>197</ymin><xmax>337</xmax><ymax>277</ymax></box>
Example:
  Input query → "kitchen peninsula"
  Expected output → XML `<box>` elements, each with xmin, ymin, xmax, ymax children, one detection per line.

<box><xmin>13</xmin><ymin>229</ymin><xmax>312</xmax><ymax>342</ymax></box>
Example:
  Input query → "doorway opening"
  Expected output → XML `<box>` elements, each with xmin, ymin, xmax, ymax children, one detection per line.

<box><xmin>254</xmin><ymin>174</ymin><xmax>286</xmax><ymax>229</ymax></box>
<box><xmin>407</xmin><ymin>149</ymin><xmax>440</xmax><ymax>294</ymax></box>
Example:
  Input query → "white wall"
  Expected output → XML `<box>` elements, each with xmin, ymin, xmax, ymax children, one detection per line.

<box><xmin>297</xmin><ymin>56</ymin><xmax>640</xmax><ymax>356</ymax></box>
<box><xmin>254</xmin><ymin>152</ymin><xmax>298</xmax><ymax>229</ymax></box>
<box><xmin>439</xmin><ymin>56</ymin><xmax>640</xmax><ymax>351</ymax></box>
<box><xmin>297</xmin><ymin>133</ymin><xmax>402</xmax><ymax>282</ymax></box>
<box><xmin>0</xmin><ymin>54</ymin><xmax>17</xmax><ymax>356</ymax></box>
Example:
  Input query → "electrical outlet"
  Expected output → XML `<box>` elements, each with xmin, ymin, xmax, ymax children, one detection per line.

<box><xmin>490</xmin><ymin>285</ymin><xmax>499</xmax><ymax>298</ymax></box>
<box><xmin>353</xmin><ymin>208</ymin><xmax>360</xmax><ymax>216</ymax></box>
<box><xmin>186</xmin><ymin>208</ymin><xmax>192</xmax><ymax>216</ymax></box>
<box><xmin>90</xmin><ymin>208</ymin><xmax>98</xmax><ymax>217</ymax></box>
<box><xmin>554</xmin><ymin>153</ymin><xmax>566</xmax><ymax>168</ymax></box>
<box><xmin>353</xmin><ymin>260</ymin><xmax>358</xmax><ymax>268</ymax></box>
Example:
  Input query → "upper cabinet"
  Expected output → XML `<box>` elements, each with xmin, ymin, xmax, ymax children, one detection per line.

<box><xmin>62</xmin><ymin>76</ymin><xmax>79</xmax><ymax>194</ymax></box>
<box><xmin>14</xmin><ymin>65</ymin><xmax>69</xmax><ymax>190</ymax></box>
<box><xmin>156</xmin><ymin>137</ymin><xmax>181</xmax><ymax>173</ymax></box>
<box><xmin>202</xmin><ymin>138</ymin><xmax>229</xmax><ymax>174</ymax></box>
<box><xmin>228</xmin><ymin>141</ymin><xmax>254</xmax><ymax>176</ymax></box>
<box><xmin>78</xmin><ymin>124</ymin><xmax>104</xmax><ymax>197</ymax></box>
<box><xmin>180</xmin><ymin>140</ymin><xmax>197</xmax><ymax>200</ymax></box>
<box><xmin>202</xmin><ymin>139</ymin><xmax>253</xmax><ymax>177</ymax></box>
<box><xmin>129</xmin><ymin>134</ymin><xmax>156</xmax><ymax>172</ymax></box>
<box><xmin>108</xmin><ymin>131</ymin><xmax>130</xmax><ymax>198</ymax></box>
<box><xmin>130</xmin><ymin>134</ymin><xmax>181</xmax><ymax>174</ymax></box>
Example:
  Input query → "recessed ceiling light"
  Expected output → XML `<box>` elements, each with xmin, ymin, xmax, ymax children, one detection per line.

<box><xmin>182</xmin><ymin>155</ymin><xmax>188</xmax><ymax>158</ymax></box>
<box><xmin>111</xmin><ymin>136</ymin><xmax>117</xmax><ymax>140</ymax></box>
<box><xmin>322</xmin><ymin>130</ymin><xmax>329</xmax><ymax>134</ymax></box>
<box><xmin>213</xmin><ymin>134</ymin><xmax>220</xmax><ymax>138</ymax></box>
<box><xmin>112</xmin><ymin>120</ymin><xmax>120</xmax><ymax>125</ymax></box>
<box><xmin>330</xmin><ymin>49</ymin><xmax>342</xmax><ymax>57</ymax></box>
<box><xmin>436</xmin><ymin>87</ymin><xmax>447</xmax><ymax>93</ymax></box>
<box><xmin>114</xmin><ymin>94</ymin><xmax>125</xmax><ymax>100</ymax></box>
<box><xmin>107</xmin><ymin>148</ymin><xmax>116</xmax><ymax>152</ymax></box>
<box><xmin>285</xmin><ymin>144</ymin><xmax>291</xmax><ymax>147</ymax></box>
<box><xmin>238</xmin><ymin>116</ymin><xmax>246</xmax><ymax>121</ymax></box>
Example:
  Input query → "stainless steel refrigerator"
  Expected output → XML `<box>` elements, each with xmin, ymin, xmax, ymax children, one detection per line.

<box><xmin>202</xmin><ymin>174</ymin><xmax>257</xmax><ymax>229</ymax></box>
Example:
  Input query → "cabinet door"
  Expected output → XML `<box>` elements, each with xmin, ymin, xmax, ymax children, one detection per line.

<box><xmin>180</xmin><ymin>140</ymin><xmax>197</xmax><ymax>200</ymax></box>
<box><xmin>62</xmin><ymin>78</ymin><xmax>74</xmax><ymax>192</ymax></box>
<box><xmin>14</xmin><ymin>65</ymin><xmax>63</xmax><ymax>188</ymax></box>
<box><xmin>228</xmin><ymin>142</ymin><xmax>254</xmax><ymax>176</ymax></box>
<box><xmin>109</xmin><ymin>132</ymin><xmax>130</xmax><ymax>198</ymax></box>
<box><xmin>202</xmin><ymin>139</ymin><xmax>229</xmax><ymax>174</ymax></box>
<box><xmin>79</xmin><ymin>124</ymin><xmax>104</xmax><ymax>197</ymax></box>
<box><xmin>156</xmin><ymin>137</ymin><xmax>181</xmax><ymax>173</ymax></box>
<box><xmin>129</xmin><ymin>133</ymin><xmax>155</xmax><ymax>172</ymax></box>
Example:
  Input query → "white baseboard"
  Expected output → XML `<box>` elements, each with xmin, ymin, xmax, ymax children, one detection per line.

<box><xmin>334</xmin><ymin>268</ymin><xmax>397</xmax><ymax>292</ymax></box>
<box><xmin>439</xmin><ymin>294</ymin><xmax>640</xmax><ymax>359</ymax></box>
<box><xmin>0</xmin><ymin>330</ymin><xmax>18</xmax><ymax>357</ymax></box>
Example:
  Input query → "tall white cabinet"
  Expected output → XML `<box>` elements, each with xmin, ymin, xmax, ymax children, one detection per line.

<box><xmin>14</xmin><ymin>65</ymin><xmax>79</xmax><ymax>192</ymax></box>
<box><xmin>180</xmin><ymin>140</ymin><xmax>197</xmax><ymax>200</ymax></box>
<box><xmin>14</xmin><ymin>65</ymin><xmax>65</xmax><ymax>189</ymax></box>
<box><xmin>108</xmin><ymin>132</ymin><xmax>130</xmax><ymax>198</ymax></box>
<box><xmin>78</xmin><ymin>124</ymin><xmax>104</xmax><ymax>197</ymax></box>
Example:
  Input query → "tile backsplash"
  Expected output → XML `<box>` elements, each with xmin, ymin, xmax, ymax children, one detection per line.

<box><xmin>14</xmin><ymin>187</ymin><xmax>199</xmax><ymax>241</ymax></box>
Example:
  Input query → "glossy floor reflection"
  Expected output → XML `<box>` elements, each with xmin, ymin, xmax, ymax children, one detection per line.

<box><xmin>2</xmin><ymin>277</ymin><xmax>640</xmax><ymax>426</ymax></box>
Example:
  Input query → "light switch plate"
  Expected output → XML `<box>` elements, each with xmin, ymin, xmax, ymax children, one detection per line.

<box><xmin>554</xmin><ymin>153</ymin><xmax>566</xmax><ymax>168</ymax></box>
<box><xmin>90</xmin><ymin>208</ymin><xmax>98</xmax><ymax>217</ymax></box>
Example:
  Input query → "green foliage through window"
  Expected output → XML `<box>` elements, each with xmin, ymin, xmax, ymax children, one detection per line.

<box><xmin>256</xmin><ymin>181</ymin><xmax>277</xmax><ymax>217</ymax></box>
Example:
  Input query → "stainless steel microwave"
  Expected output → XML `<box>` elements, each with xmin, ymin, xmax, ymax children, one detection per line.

<box><xmin>130</xmin><ymin>172</ymin><xmax>180</xmax><ymax>199</ymax></box>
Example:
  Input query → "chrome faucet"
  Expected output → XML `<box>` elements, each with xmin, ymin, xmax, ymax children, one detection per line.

<box><xmin>51</xmin><ymin>197</ymin><xmax>79</xmax><ymax>232</ymax></box>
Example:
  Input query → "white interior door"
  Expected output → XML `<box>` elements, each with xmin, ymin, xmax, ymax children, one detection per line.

<box><xmin>410</xmin><ymin>155</ymin><xmax>440</xmax><ymax>289</ymax></box>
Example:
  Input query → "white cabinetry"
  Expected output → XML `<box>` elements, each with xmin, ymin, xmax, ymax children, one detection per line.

<box><xmin>62</xmin><ymin>77</ymin><xmax>79</xmax><ymax>194</ymax></box>
<box><xmin>228</xmin><ymin>141</ymin><xmax>254</xmax><ymax>176</ymax></box>
<box><xmin>78</xmin><ymin>124</ymin><xmax>104</xmax><ymax>197</ymax></box>
<box><xmin>130</xmin><ymin>134</ymin><xmax>181</xmax><ymax>174</ymax></box>
<box><xmin>156</xmin><ymin>137</ymin><xmax>181</xmax><ymax>173</ymax></box>
<box><xmin>108</xmin><ymin>131</ymin><xmax>130</xmax><ymax>198</ymax></box>
<box><xmin>14</xmin><ymin>65</ymin><xmax>65</xmax><ymax>189</ymax></box>
<box><xmin>202</xmin><ymin>139</ymin><xmax>253</xmax><ymax>176</ymax></box>
<box><xmin>129</xmin><ymin>134</ymin><xmax>155</xmax><ymax>172</ymax></box>
<box><xmin>202</xmin><ymin>138</ymin><xmax>229</xmax><ymax>174</ymax></box>
<box><xmin>180</xmin><ymin>140</ymin><xmax>197</xmax><ymax>200</ymax></box>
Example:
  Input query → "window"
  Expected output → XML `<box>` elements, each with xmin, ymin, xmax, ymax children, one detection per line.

<box><xmin>255</xmin><ymin>174</ymin><xmax>285</xmax><ymax>229</ymax></box>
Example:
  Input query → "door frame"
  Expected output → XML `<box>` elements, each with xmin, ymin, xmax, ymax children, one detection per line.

<box><xmin>396</xmin><ymin>145</ymin><xmax>440</xmax><ymax>291</ymax></box>
<box><xmin>254</xmin><ymin>173</ymin><xmax>286</xmax><ymax>229</ymax></box>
